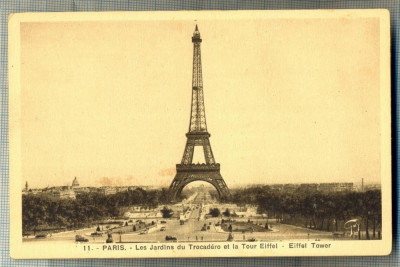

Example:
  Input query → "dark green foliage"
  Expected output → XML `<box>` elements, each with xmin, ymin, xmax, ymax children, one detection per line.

<box><xmin>222</xmin><ymin>208</ymin><xmax>230</xmax><ymax>217</ymax></box>
<box><xmin>22</xmin><ymin>188</ymin><xmax>168</xmax><ymax>232</ymax></box>
<box><xmin>209</xmin><ymin>208</ymin><xmax>221</xmax><ymax>217</ymax></box>
<box><xmin>161</xmin><ymin>206</ymin><xmax>173</xmax><ymax>218</ymax></box>
<box><xmin>231</xmin><ymin>186</ymin><xmax>382</xmax><ymax>236</ymax></box>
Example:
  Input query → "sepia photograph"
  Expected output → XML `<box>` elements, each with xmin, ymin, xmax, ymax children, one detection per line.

<box><xmin>8</xmin><ymin>10</ymin><xmax>391</xmax><ymax>258</ymax></box>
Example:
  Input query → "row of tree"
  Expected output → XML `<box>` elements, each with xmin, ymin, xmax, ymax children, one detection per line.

<box><xmin>22</xmin><ymin>188</ymin><xmax>169</xmax><ymax>233</ymax></box>
<box><xmin>230</xmin><ymin>186</ymin><xmax>382</xmax><ymax>239</ymax></box>
<box><xmin>209</xmin><ymin>208</ymin><xmax>233</xmax><ymax>218</ymax></box>
<box><xmin>23</xmin><ymin>184</ymin><xmax>382</xmax><ymax>239</ymax></box>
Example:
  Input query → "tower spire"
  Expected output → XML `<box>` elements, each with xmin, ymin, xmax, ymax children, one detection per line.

<box><xmin>189</xmin><ymin>24</ymin><xmax>206</xmax><ymax>132</ymax></box>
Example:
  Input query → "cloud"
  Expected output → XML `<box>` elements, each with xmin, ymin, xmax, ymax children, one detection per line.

<box><xmin>98</xmin><ymin>177</ymin><xmax>114</xmax><ymax>186</ymax></box>
<box><xmin>97</xmin><ymin>176</ymin><xmax>134</xmax><ymax>186</ymax></box>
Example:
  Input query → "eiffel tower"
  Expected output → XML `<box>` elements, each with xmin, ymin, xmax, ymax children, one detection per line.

<box><xmin>168</xmin><ymin>25</ymin><xmax>230</xmax><ymax>202</ymax></box>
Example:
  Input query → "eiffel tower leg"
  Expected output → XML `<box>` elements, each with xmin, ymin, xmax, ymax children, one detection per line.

<box><xmin>168</xmin><ymin>174</ymin><xmax>181</xmax><ymax>202</ymax></box>
<box><xmin>212</xmin><ymin>172</ymin><xmax>231</xmax><ymax>201</ymax></box>
<box><xmin>203</xmin><ymin>138</ymin><xmax>215</xmax><ymax>164</ymax></box>
<box><xmin>181</xmin><ymin>140</ymin><xmax>195</xmax><ymax>164</ymax></box>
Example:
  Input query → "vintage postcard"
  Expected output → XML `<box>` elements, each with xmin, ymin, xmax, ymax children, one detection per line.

<box><xmin>8</xmin><ymin>10</ymin><xmax>391</xmax><ymax>258</ymax></box>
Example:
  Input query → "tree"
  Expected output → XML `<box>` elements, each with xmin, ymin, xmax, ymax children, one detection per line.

<box><xmin>209</xmin><ymin>208</ymin><xmax>221</xmax><ymax>217</ymax></box>
<box><xmin>229</xmin><ymin>185</ymin><xmax>383</xmax><ymax>239</ymax></box>
<box><xmin>22</xmin><ymin>188</ymin><xmax>173</xmax><ymax>233</ymax></box>
<box><xmin>369</xmin><ymin>190</ymin><xmax>382</xmax><ymax>239</ymax></box>
<box><xmin>361</xmin><ymin>190</ymin><xmax>381</xmax><ymax>240</ymax></box>
<box><xmin>161</xmin><ymin>206</ymin><xmax>173</xmax><ymax>218</ymax></box>
<box><xmin>223</xmin><ymin>208</ymin><xmax>230</xmax><ymax>217</ymax></box>
<box><xmin>158</xmin><ymin>188</ymin><xmax>169</xmax><ymax>204</ymax></box>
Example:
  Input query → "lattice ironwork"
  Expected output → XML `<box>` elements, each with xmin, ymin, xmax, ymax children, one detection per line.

<box><xmin>168</xmin><ymin>25</ymin><xmax>230</xmax><ymax>202</ymax></box>
<box><xmin>189</xmin><ymin>25</ymin><xmax>207</xmax><ymax>133</ymax></box>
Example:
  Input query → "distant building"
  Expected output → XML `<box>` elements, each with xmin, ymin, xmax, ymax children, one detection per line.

<box><xmin>115</xmin><ymin>186</ymin><xmax>129</xmax><ymax>193</ymax></box>
<box><xmin>299</xmin><ymin>183</ymin><xmax>318</xmax><ymax>191</ymax></box>
<box><xmin>267</xmin><ymin>182</ymin><xmax>354</xmax><ymax>193</ymax></box>
<box><xmin>72</xmin><ymin>177</ymin><xmax>79</xmax><ymax>188</ymax></box>
<box><xmin>98</xmin><ymin>187</ymin><xmax>117</xmax><ymax>195</ymax></box>
<box><xmin>337</xmin><ymin>183</ymin><xmax>354</xmax><ymax>192</ymax></box>
<box><xmin>73</xmin><ymin>187</ymin><xmax>90</xmax><ymax>194</ymax></box>
<box><xmin>29</xmin><ymin>188</ymin><xmax>42</xmax><ymax>195</ymax></box>
<box><xmin>22</xmin><ymin>181</ymin><xmax>29</xmax><ymax>194</ymax></box>
<box><xmin>38</xmin><ymin>185</ymin><xmax>76</xmax><ymax>199</ymax></box>
<box><xmin>52</xmin><ymin>188</ymin><xmax>76</xmax><ymax>199</ymax></box>
<box><xmin>364</xmin><ymin>184</ymin><xmax>381</xmax><ymax>191</ymax></box>
<box><xmin>140</xmin><ymin>186</ymin><xmax>156</xmax><ymax>190</ymax></box>
<box><xmin>318</xmin><ymin>183</ymin><xmax>354</xmax><ymax>192</ymax></box>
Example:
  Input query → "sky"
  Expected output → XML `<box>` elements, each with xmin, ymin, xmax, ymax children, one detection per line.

<box><xmin>20</xmin><ymin>17</ymin><xmax>382</xmax><ymax>189</ymax></box>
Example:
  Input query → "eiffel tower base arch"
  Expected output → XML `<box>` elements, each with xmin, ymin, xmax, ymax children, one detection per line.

<box><xmin>168</xmin><ymin>164</ymin><xmax>230</xmax><ymax>202</ymax></box>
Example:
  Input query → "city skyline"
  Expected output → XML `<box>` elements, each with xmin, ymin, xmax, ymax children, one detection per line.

<box><xmin>23</xmin><ymin>175</ymin><xmax>379</xmax><ymax>189</ymax></box>
<box><xmin>20</xmin><ymin>19</ymin><xmax>381</xmax><ymax>189</ymax></box>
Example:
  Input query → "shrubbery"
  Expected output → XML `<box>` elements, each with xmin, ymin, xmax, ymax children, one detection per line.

<box><xmin>22</xmin><ymin>188</ymin><xmax>168</xmax><ymax>232</ymax></box>
<box><xmin>231</xmin><ymin>186</ymin><xmax>382</xmax><ymax>239</ymax></box>
<box><xmin>161</xmin><ymin>206</ymin><xmax>173</xmax><ymax>218</ymax></box>
<box><xmin>209</xmin><ymin>208</ymin><xmax>221</xmax><ymax>217</ymax></box>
